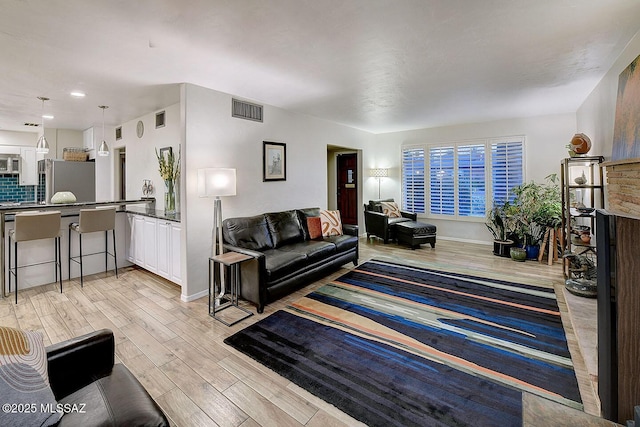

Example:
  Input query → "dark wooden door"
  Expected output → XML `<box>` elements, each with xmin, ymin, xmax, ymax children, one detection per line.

<box><xmin>337</xmin><ymin>153</ymin><xmax>357</xmax><ymax>225</ymax></box>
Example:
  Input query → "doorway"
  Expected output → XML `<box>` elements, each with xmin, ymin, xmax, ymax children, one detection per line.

<box><xmin>117</xmin><ymin>148</ymin><xmax>126</xmax><ymax>200</ymax></box>
<box><xmin>337</xmin><ymin>153</ymin><xmax>358</xmax><ymax>225</ymax></box>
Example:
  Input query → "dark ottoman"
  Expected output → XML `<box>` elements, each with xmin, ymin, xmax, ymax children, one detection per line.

<box><xmin>393</xmin><ymin>221</ymin><xmax>437</xmax><ymax>249</ymax></box>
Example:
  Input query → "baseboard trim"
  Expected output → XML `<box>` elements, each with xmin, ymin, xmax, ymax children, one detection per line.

<box><xmin>181</xmin><ymin>288</ymin><xmax>208</xmax><ymax>302</ymax></box>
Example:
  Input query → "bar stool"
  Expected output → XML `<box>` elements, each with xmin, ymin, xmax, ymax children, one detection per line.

<box><xmin>68</xmin><ymin>207</ymin><xmax>118</xmax><ymax>287</ymax></box>
<box><xmin>8</xmin><ymin>211</ymin><xmax>63</xmax><ymax>304</ymax></box>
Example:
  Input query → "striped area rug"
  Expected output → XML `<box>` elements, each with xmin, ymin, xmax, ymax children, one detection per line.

<box><xmin>224</xmin><ymin>260</ymin><xmax>582</xmax><ymax>426</ymax></box>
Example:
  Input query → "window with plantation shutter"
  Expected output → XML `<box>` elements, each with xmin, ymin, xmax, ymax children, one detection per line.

<box><xmin>401</xmin><ymin>136</ymin><xmax>524</xmax><ymax>220</ymax></box>
<box><xmin>491</xmin><ymin>139</ymin><xmax>524</xmax><ymax>205</ymax></box>
<box><xmin>457</xmin><ymin>144</ymin><xmax>486</xmax><ymax>217</ymax></box>
<box><xmin>401</xmin><ymin>147</ymin><xmax>426</xmax><ymax>213</ymax></box>
<box><xmin>429</xmin><ymin>146</ymin><xmax>455</xmax><ymax>215</ymax></box>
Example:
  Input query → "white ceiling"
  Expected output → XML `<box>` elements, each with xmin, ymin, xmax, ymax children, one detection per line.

<box><xmin>1</xmin><ymin>0</ymin><xmax>639</xmax><ymax>135</ymax></box>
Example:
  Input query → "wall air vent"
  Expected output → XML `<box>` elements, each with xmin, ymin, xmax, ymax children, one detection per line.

<box><xmin>115</xmin><ymin>126</ymin><xmax>122</xmax><ymax>140</ymax></box>
<box><xmin>24</xmin><ymin>122</ymin><xmax>40</xmax><ymax>127</ymax></box>
<box><xmin>232</xmin><ymin>98</ymin><xmax>263</xmax><ymax>122</ymax></box>
<box><xmin>155</xmin><ymin>110</ymin><xmax>165</xmax><ymax>128</ymax></box>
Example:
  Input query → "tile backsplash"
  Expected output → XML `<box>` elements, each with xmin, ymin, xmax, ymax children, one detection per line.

<box><xmin>0</xmin><ymin>174</ymin><xmax>36</xmax><ymax>202</ymax></box>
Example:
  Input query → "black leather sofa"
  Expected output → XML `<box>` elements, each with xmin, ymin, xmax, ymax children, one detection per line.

<box><xmin>222</xmin><ymin>208</ymin><xmax>358</xmax><ymax>313</ymax></box>
<box><xmin>47</xmin><ymin>329</ymin><xmax>169</xmax><ymax>426</ymax></box>
<box><xmin>364</xmin><ymin>198</ymin><xmax>417</xmax><ymax>243</ymax></box>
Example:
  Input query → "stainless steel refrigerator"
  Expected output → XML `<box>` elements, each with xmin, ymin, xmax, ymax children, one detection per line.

<box><xmin>38</xmin><ymin>159</ymin><xmax>96</xmax><ymax>203</ymax></box>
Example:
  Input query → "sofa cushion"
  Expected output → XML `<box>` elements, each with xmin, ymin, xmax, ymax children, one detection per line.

<box><xmin>265</xmin><ymin>210</ymin><xmax>303</xmax><ymax>248</ymax></box>
<box><xmin>262</xmin><ymin>249</ymin><xmax>308</xmax><ymax>282</ymax></box>
<box><xmin>57</xmin><ymin>364</ymin><xmax>168</xmax><ymax>427</ymax></box>
<box><xmin>0</xmin><ymin>326</ymin><xmax>61</xmax><ymax>427</ymax></box>
<box><xmin>297</xmin><ymin>208</ymin><xmax>321</xmax><ymax>240</ymax></box>
<box><xmin>323</xmin><ymin>234</ymin><xmax>358</xmax><ymax>253</ymax></box>
<box><xmin>281</xmin><ymin>240</ymin><xmax>336</xmax><ymax>262</ymax></box>
<box><xmin>380</xmin><ymin>201</ymin><xmax>401</xmax><ymax>218</ymax></box>
<box><xmin>306</xmin><ymin>217</ymin><xmax>323</xmax><ymax>240</ymax></box>
<box><xmin>367</xmin><ymin>198</ymin><xmax>395</xmax><ymax>213</ymax></box>
<box><xmin>389</xmin><ymin>217</ymin><xmax>412</xmax><ymax>226</ymax></box>
<box><xmin>223</xmin><ymin>214</ymin><xmax>273</xmax><ymax>251</ymax></box>
<box><xmin>320</xmin><ymin>210</ymin><xmax>343</xmax><ymax>236</ymax></box>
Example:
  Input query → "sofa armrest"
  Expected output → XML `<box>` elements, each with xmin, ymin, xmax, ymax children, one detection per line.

<box><xmin>343</xmin><ymin>224</ymin><xmax>359</xmax><ymax>236</ymax></box>
<box><xmin>364</xmin><ymin>210</ymin><xmax>390</xmax><ymax>240</ymax></box>
<box><xmin>46</xmin><ymin>329</ymin><xmax>115</xmax><ymax>400</ymax></box>
<box><xmin>401</xmin><ymin>211</ymin><xmax>417</xmax><ymax>221</ymax></box>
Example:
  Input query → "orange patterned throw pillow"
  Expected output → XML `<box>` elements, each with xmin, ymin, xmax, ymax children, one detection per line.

<box><xmin>380</xmin><ymin>201</ymin><xmax>401</xmax><ymax>218</ymax></box>
<box><xmin>306</xmin><ymin>217</ymin><xmax>323</xmax><ymax>240</ymax></box>
<box><xmin>320</xmin><ymin>210</ymin><xmax>343</xmax><ymax>236</ymax></box>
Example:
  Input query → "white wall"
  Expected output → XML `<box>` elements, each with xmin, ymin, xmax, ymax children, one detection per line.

<box><xmin>182</xmin><ymin>83</ymin><xmax>374</xmax><ymax>300</ymax></box>
<box><xmin>371</xmin><ymin>113</ymin><xmax>577</xmax><ymax>242</ymax></box>
<box><xmin>113</xmin><ymin>103</ymin><xmax>182</xmax><ymax>206</ymax></box>
<box><xmin>0</xmin><ymin>128</ymin><xmax>82</xmax><ymax>157</ymax></box>
<box><xmin>577</xmin><ymin>30</ymin><xmax>640</xmax><ymax>159</ymax></box>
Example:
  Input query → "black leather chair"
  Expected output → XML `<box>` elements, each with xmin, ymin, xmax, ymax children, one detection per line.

<box><xmin>364</xmin><ymin>199</ymin><xmax>417</xmax><ymax>243</ymax></box>
<box><xmin>47</xmin><ymin>329</ymin><xmax>169</xmax><ymax>427</ymax></box>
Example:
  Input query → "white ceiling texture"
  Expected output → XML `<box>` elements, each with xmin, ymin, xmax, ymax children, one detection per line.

<box><xmin>1</xmin><ymin>0</ymin><xmax>640</xmax><ymax>135</ymax></box>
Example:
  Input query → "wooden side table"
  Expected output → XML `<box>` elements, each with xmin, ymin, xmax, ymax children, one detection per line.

<box><xmin>208</xmin><ymin>251</ymin><xmax>254</xmax><ymax>326</ymax></box>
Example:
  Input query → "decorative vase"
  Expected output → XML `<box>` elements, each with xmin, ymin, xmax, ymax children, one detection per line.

<box><xmin>570</xmin><ymin>133</ymin><xmax>592</xmax><ymax>155</ymax></box>
<box><xmin>510</xmin><ymin>247</ymin><xmax>527</xmax><ymax>262</ymax></box>
<box><xmin>493</xmin><ymin>240</ymin><xmax>514</xmax><ymax>257</ymax></box>
<box><xmin>525</xmin><ymin>244</ymin><xmax>540</xmax><ymax>260</ymax></box>
<box><xmin>164</xmin><ymin>179</ymin><xmax>176</xmax><ymax>215</ymax></box>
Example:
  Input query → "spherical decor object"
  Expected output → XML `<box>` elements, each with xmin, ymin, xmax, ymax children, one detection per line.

<box><xmin>570</xmin><ymin>133</ymin><xmax>592</xmax><ymax>155</ymax></box>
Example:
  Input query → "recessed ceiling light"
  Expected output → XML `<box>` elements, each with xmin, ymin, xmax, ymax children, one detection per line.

<box><xmin>42</xmin><ymin>114</ymin><xmax>54</xmax><ymax>119</ymax></box>
<box><xmin>70</xmin><ymin>91</ymin><xmax>86</xmax><ymax>97</ymax></box>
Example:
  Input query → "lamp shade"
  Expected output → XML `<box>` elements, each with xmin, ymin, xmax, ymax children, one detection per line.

<box><xmin>369</xmin><ymin>168</ymin><xmax>388</xmax><ymax>178</ymax></box>
<box><xmin>198</xmin><ymin>168</ymin><xmax>236</xmax><ymax>197</ymax></box>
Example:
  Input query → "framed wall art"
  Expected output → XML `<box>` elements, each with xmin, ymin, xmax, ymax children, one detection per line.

<box><xmin>263</xmin><ymin>141</ymin><xmax>286</xmax><ymax>181</ymax></box>
<box><xmin>612</xmin><ymin>54</ymin><xmax>640</xmax><ymax>161</ymax></box>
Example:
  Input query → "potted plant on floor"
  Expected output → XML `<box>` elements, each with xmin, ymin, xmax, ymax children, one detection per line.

<box><xmin>486</xmin><ymin>201</ymin><xmax>516</xmax><ymax>257</ymax></box>
<box><xmin>510</xmin><ymin>174</ymin><xmax>563</xmax><ymax>259</ymax></box>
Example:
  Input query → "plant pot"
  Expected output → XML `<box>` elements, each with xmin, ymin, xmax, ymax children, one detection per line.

<box><xmin>510</xmin><ymin>247</ymin><xmax>527</xmax><ymax>262</ymax></box>
<box><xmin>525</xmin><ymin>244</ymin><xmax>540</xmax><ymax>260</ymax></box>
<box><xmin>493</xmin><ymin>240</ymin><xmax>514</xmax><ymax>257</ymax></box>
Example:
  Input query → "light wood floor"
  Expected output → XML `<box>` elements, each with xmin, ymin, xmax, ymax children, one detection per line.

<box><xmin>0</xmin><ymin>238</ymin><xmax>603</xmax><ymax>426</ymax></box>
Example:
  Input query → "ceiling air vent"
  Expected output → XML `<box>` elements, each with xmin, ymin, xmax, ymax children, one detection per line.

<box><xmin>24</xmin><ymin>122</ymin><xmax>40</xmax><ymax>127</ymax></box>
<box><xmin>232</xmin><ymin>98</ymin><xmax>263</xmax><ymax>122</ymax></box>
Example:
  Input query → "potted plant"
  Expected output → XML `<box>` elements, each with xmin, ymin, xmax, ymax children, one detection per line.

<box><xmin>510</xmin><ymin>174</ymin><xmax>562</xmax><ymax>259</ymax></box>
<box><xmin>486</xmin><ymin>201</ymin><xmax>516</xmax><ymax>257</ymax></box>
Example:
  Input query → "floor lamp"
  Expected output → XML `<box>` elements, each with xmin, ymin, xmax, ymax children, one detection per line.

<box><xmin>198</xmin><ymin>168</ymin><xmax>236</xmax><ymax>300</ymax></box>
<box><xmin>369</xmin><ymin>168</ymin><xmax>388</xmax><ymax>199</ymax></box>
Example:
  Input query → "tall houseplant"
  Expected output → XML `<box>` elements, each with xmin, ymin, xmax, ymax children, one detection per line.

<box><xmin>486</xmin><ymin>201</ymin><xmax>516</xmax><ymax>257</ymax></box>
<box><xmin>510</xmin><ymin>174</ymin><xmax>562</xmax><ymax>258</ymax></box>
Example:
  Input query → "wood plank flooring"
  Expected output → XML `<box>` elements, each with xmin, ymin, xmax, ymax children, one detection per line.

<box><xmin>0</xmin><ymin>238</ymin><xmax>603</xmax><ymax>426</ymax></box>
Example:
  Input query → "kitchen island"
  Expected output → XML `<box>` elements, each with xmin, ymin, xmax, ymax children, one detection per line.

<box><xmin>0</xmin><ymin>199</ymin><xmax>159</xmax><ymax>299</ymax></box>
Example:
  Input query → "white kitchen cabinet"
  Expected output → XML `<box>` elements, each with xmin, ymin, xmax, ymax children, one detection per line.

<box><xmin>127</xmin><ymin>214</ymin><xmax>181</xmax><ymax>286</ymax></box>
<box><xmin>19</xmin><ymin>146</ymin><xmax>37</xmax><ymax>185</ymax></box>
<box><xmin>169</xmin><ymin>222</ymin><xmax>182</xmax><ymax>284</ymax></box>
<box><xmin>133</xmin><ymin>215</ymin><xmax>145</xmax><ymax>265</ymax></box>
<box><xmin>156</xmin><ymin>220</ymin><xmax>170</xmax><ymax>278</ymax></box>
<box><xmin>143</xmin><ymin>217</ymin><xmax>158</xmax><ymax>273</ymax></box>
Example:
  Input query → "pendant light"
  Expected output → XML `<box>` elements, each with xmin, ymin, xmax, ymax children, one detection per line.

<box><xmin>98</xmin><ymin>105</ymin><xmax>109</xmax><ymax>157</ymax></box>
<box><xmin>36</xmin><ymin>96</ymin><xmax>50</xmax><ymax>154</ymax></box>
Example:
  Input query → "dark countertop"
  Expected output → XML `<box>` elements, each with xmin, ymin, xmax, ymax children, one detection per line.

<box><xmin>0</xmin><ymin>199</ymin><xmax>182</xmax><ymax>223</ymax></box>
<box><xmin>125</xmin><ymin>205</ymin><xmax>181</xmax><ymax>222</ymax></box>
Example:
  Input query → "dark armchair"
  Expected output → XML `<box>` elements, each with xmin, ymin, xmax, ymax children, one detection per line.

<box><xmin>47</xmin><ymin>329</ymin><xmax>169</xmax><ymax>426</ymax></box>
<box><xmin>364</xmin><ymin>199</ymin><xmax>416</xmax><ymax>243</ymax></box>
